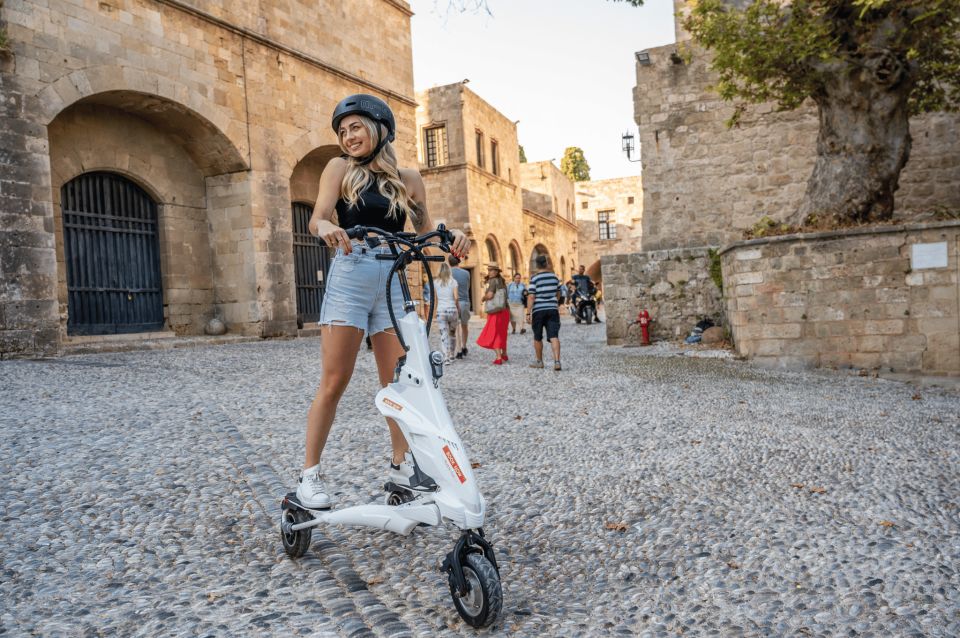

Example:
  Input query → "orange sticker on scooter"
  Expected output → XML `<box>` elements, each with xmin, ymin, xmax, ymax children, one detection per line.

<box><xmin>383</xmin><ymin>398</ymin><xmax>403</xmax><ymax>411</ymax></box>
<box><xmin>443</xmin><ymin>445</ymin><xmax>467</xmax><ymax>484</ymax></box>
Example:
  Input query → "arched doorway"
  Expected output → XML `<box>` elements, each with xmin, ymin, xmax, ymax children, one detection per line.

<box><xmin>484</xmin><ymin>235</ymin><xmax>501</xmax><ymax>266</ymax></box>
<box><xmin>289</xmin><ymin>145</ymin><xmax>340</xmax><ymax>327</ymax></box>
<box><xmin>291</xmin><ymin>202</ymin><xmax>332</xmax><ymax>326</ymax></box>
<box><xmin>62</xmin><ymin>172</ymin><xmax>163</xmax><ymax>335</ymax></box>
<box><xmin>587</xmin><ymin>259</ymin><xmax>603</xmax><ymax>282</ymax></box>
<box><xmin>529</xmin><ymin>243</ymin><xmax>552</xmax><ymax>272</ymax></box>
<box><xmin>509</xmin><ymin>241</ymin><xmax>522</xmax><ymax>277</ymax></box>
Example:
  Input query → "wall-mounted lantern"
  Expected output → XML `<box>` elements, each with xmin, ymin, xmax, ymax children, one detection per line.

<box><xmin>621</xmin><ymin>131</ymin><xmax>641</xmax><ymax>163</ymax></box>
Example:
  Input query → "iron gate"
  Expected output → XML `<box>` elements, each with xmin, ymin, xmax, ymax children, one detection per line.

<box><xmin>292</xmin><ymin>202</ymin><xmax>331</xmax><ymax>325</ymax></box>
<box><xmin>62</xmin><ymin>172</ymin><xmax>164</xmax><ymax>335</ymax></box>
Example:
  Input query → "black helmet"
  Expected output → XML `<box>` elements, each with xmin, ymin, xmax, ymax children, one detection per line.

<box><xmin>331</xmin><ymin>94</ymin><xmax>396</xmax><ymax>143</ymax></box>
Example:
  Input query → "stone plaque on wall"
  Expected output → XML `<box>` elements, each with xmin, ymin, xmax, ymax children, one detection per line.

<box><xmin>911</xmin><ymin>242</ymin><xmax>948</xmax><ymax>270</ymax></box>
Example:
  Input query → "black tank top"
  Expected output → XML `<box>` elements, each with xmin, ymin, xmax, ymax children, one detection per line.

<box><xmin>336</xmin><ymin>181</ymin><xmax>407</xmax><ymax>234</ymax></box>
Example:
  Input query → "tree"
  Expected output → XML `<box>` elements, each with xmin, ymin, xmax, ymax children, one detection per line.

<box><xmin>683</xmin><ymin>0</ymin><xmax>960</xmax><ymax>226</ymax></box>
<box><xmin>519</xmin><ymin>145</ymin><xmax>527</xmax><ymax>163</ymax></box>
<box><xmin>560</xmin><ymin>147</ymin><xmax>591</xmax><ymax>182</ymax></box>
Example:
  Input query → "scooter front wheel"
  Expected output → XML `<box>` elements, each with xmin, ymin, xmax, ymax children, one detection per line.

<box><xmin>280</xmin><ymin>507</ymin><xmax>312</xmax><ymax>558</ymax></box>
<box><xmin>449</xmin><ymin>553</ymin><xmax>502</xmax><ymax>628</ymax></box>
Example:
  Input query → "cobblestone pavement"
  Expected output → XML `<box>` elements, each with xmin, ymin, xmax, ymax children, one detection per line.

<box><xmin>2</xmin><ymin>317</ymin><xmax>959</xmax><ymax>637</ymax></box>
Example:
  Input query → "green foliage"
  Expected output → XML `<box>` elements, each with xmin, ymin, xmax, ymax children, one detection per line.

<box><xmin>518</xmin><ymin>145</ymin><xmax>527</xmax><ymax>163</ymax></box>
<box><xmin>707</xmin><ymin>248</ymin><xmax>723</xmax><ymax>293</ymax></box>
<box><xmin>683</xmin><ymin>0</ymin><xmax>960</xmax><ymax>124</ymax></box>
<box><xmin>745</xmin><ymin>215</ymin><xmax>798</xmax><ymax>239</ymax></box>
<box><xmin>560</xmin><ymin>147</ymin><xmax>591</xmax><ymax>182</ymax></box>
<box><xmin>0</xmin><ymin>0</ymin><xmax>8</xmax><ymax>53</ymax></box>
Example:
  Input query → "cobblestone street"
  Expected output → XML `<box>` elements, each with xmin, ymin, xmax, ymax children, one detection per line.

<box><xmin>2</xmin><ymin>318</ymin><xmax>959</xmax><ymax>637</ymax></box>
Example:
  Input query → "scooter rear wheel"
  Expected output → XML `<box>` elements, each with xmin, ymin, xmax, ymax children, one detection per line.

<box><xmin>449</xmin><ymin>553</ymin><xmax>502</xmax><ymax>628</ymax></box>
<box><xmin>281</xmin><ymin>507</ymin><xmax>312</xmax><ymax>559</ymax></box>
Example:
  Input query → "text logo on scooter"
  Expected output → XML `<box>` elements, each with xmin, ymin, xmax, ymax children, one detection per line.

<box><xmin>442</xmin><ymin>445</ymin><xmax>467</xmax><ymax>484</ymax></box>
<box><xmin>383</xmin><ymin>397</ymin><xmax>403</xmax><ymax>411</ymax></box>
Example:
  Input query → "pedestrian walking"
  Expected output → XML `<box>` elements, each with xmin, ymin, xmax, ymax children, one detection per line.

<box><xmin>433</xmin><ymin>262</ymin><xmax>460</xmax><ymax>363</ymax></box>
<box><xmin>527</xmin><ymin>255</ymin><xmax>562</xmax><ymax>371</ymax></box>
<box><xmin>476</xmin><ymin>263</ymin><xmax>509</xmax><ymax>364</ymax></box>
<box><xmin>507</xmin><ymin>272</ymin><xmax>527</xmax><ymax>334</ymax></box>
<box><xmin>293</xmin><ymin>93</ymin><xmax>470</xmax><ymax>509</ymax></box>
<box><xmin>449</xmin><ymin>255</ymin><xmax>471</xmax><ymax>359</ymax></box>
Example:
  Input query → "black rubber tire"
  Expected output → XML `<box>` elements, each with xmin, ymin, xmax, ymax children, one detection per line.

<box><xmin>281</xmin><ymin>507</ymin><xmax>312</xmax><ymax>559</ymax></box>
<box><xmin>449</xmin><ymin>553</ymin><xmax>503</xmax><ymax>628</ymax></box>
<box><xmin>584</xmin><ymin>306</ymin><xmax>594</xmax><ymax>324</ymax></box>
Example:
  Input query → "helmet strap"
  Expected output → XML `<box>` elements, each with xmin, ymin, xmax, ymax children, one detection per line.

<box><xmin>355</xmin><ymin>135</ymin><xmax>390</xmax><ymax>166</ymax></box>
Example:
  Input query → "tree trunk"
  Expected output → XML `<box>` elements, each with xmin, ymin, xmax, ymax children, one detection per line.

<box><xmin>793</xmin><ymin>52</ymin><xmax>913</xmax><ymax>226</ymax></box>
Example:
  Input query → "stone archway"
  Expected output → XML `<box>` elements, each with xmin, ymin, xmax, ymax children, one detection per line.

<box><xmin>529</xmin><ymin>243</ymin><xmax>553</xmax><ymax>272</ymax></box>
<box><xmin>47</xmin><ymin>89</ymin><xmax>250</xmax><ymax>338</ymax></box>
<box><xmin>586</xmin><ymin>260</ymin><xmax>603</xmax><ymax>282</ymax></box>
<box><xmin>508</xmin><ymin>241</ymin><xmax>523</xmax><ymax>277</ymax></box>
<box><xmin>484</xmin><ymin>234</ymin><xmax>502</xmax><ymax>267</ymax></box>
<box><xmin>289</xmin><ymin>145</ymin><xmax>341</xmax><ymax>327</ymax></box>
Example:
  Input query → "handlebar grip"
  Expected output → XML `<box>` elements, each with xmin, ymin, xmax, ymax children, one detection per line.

<box><xmin>425</xmin><ymin>255</ymin><xmax>445</xmax><ymax>262</ymax></box>
<box><xmin>345</xmin><ymin>225</ymin><xmax>365</xmax><ymax>240</ymax></box>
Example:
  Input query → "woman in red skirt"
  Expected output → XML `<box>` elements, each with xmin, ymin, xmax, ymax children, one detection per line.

<box><xmin>476</xmin><ymin>263</ymin><xmax>510</xmax><ymax>364</ymax></box>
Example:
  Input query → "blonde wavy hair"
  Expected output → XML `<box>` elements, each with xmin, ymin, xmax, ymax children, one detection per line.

<box><xmin>339</xmin><ymin>115</ymin><xmax>421</xmax><ymax>226</ymax></box>
<box><xmin>437</xmin><ymin>262</ymin><xmax>452</xmax><ymax>284</ymax></box>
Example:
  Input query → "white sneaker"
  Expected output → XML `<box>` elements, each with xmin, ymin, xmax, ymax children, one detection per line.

<box><xmin>296</xmin><ymin>465</ymin><xmax>331</xmax><ymax>509</ymax></box>
<box><xmin>388</xmin><ymin>452</ymin><xmax>416</xmax><ymax>488</ymax></box>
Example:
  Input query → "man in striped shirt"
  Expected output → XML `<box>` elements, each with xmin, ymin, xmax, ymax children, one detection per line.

<box><xmin>525</xmin><ymin>254</ymin><xmax>562</xmax><ymax>371</ymax></box>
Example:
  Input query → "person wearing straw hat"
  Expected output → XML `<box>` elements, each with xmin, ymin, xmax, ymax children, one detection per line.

<box><xmin>475</xmin><ymin>262</ymin><xmax>510</xmax><ymax>364</ymax></box>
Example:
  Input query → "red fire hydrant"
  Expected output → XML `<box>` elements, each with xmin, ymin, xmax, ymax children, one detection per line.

<box><xmin>637</xmin><ymin>310</ymin><xmax>651</xmax><ymax>346</ymax></box>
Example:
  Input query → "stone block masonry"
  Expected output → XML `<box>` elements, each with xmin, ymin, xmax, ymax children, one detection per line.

<box><xmin>602</xmin><ymin>247</ymin><xmax>724</xmax><ymax>346</ymax></box>
<box><xmin>0</xmin><ymin>0</ymin><xmax>417</xmax><ymax>357</ymax></box>
<box><xmin>721</xmin><ymin>221</ymin><xmax>960</xmax><ymax>375</ymax></box>
<box><xmin>633</xmin><ymin>43</ymin><xmax>960</xmax><ymax>252</ymax></box>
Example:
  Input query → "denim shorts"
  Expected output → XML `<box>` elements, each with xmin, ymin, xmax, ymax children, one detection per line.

<box><xmin>318</xmin><ymin>243</ymin><xmax>405</xmax><ymax>336</ymax></box>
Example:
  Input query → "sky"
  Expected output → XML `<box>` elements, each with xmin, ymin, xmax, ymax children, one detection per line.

<box><xmin>408</xmin><ymin>0</ymin><xmax>678</xmax><ymax>181</ymax></box>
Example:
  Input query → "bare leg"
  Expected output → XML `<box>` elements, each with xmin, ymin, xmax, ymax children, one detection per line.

<box><xmin>550</xmin><ymin>337</ymin><xmax>561</xmax><ymax>362</ymax></box>
<box><xmin>533</xmin><ymin>340</ymin><xmax>543</xmax><ymax>361</ymax></box>
<box><xmin>305</xmin><ymin>325</ymin><xmax>365</xmax><ymax>468</ymax></box>
<box><xmin>371</xmin><ymin>329</ymin><xmax>409</xmax><ymax>464</ymax></box>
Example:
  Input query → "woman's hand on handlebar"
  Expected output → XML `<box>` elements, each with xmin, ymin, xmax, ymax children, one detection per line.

<box><xmin>312</xmin><ymin>218</ymin><xmax>353</xmax><ymax>254</ymax></box>
<box><xmin>449</xmin><ymin>228</ymin><xmax>469</xmax><ymax>259</ymax></box>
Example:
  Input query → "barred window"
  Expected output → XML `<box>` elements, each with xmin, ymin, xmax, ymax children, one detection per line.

<box><xmin>424</xmin><ymin>125</ymin><xmax>448</xmax><ymax>168</ymax></box>
<box><xmin>598</xmin><ymin>210</ymin><xmax>616</xmax><ymax>240</ymax></box>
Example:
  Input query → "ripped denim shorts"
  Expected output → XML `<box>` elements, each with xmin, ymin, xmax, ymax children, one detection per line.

<box><xmin>318</xmin><ymin>242</ymin><xmax>405</xmax><ymax>336</ymax></box>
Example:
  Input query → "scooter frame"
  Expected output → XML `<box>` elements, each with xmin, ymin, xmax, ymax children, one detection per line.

<box><xmin>280</xmin><ymin>224</ymin><xmax>502</xmax><ymax>628</ymax></box>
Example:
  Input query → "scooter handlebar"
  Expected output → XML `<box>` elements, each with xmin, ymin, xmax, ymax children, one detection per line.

<box><xmin>344</xmin><ymin>224</ymin><xmax>455</xmax><ymax>250</ymax></box>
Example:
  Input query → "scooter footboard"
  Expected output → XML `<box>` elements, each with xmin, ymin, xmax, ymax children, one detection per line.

<box><xmin>319</xmin><ymin>503</ymin><xmax>441</xmax><ymax>536</ymax></box>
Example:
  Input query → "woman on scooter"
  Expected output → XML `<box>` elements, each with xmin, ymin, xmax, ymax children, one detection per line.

<box><xmin>296</xmin><ymin>94</ymin><xmax>469</xmax><ymax>509</ymax></box>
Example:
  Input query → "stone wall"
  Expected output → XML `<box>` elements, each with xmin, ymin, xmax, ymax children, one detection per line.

<box><xmin>721</xmin><ymin>222</ymin><xmax>960</xmax><ymax>375</ymax></box>
<box><xmin>633</xmin><ymin>43</ymin><xmax>960</xmax><ymax>252</ymax></box>
<box><xmin>0</xmin><ymin>0</ymin><xmax>416</xmax><ymax>356</ymax></box>
<box><xmin>575</xmin><ymin>176</ymin><xmax>643</xmax><ymax>279</ymax></box>
<box><xmin>417</xmin><ymin>85</ymin><xmax>579</xmax><ymax>311</ymax></box>
<box><xmin>601</xmin><ymin>247</ymin><xmax>724</xmax><ymax>346</ymax></box>
<box><xmin>520</xmin><ymin>161</ymin><xmax>576</xmax><ymax>225</ymax></box>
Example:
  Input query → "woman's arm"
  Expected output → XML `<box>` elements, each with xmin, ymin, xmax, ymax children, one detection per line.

<box><xmin>309</xmin><ymin>157</ymin><xmax>352</xmax><ymax>253</ymax></box>
<box><xmin>400</xmin><ymin>168</ymin><xmax>469</xmax><ymax>257</ymax></box>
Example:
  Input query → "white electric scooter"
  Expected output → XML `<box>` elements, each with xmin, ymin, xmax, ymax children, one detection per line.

<box><xmin>280</xmin><ymin>225</ymin><xmax>502</xmax><ymax>628</ymax></box>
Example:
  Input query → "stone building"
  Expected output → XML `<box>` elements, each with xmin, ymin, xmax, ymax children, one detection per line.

<box><xmin>518</xmin><ymin>160</ymin><xmax>578</xmax><ymax>283</ymax></box>
<box><xmin>0</xmin><ymin>0</ymin><xmax>417</xmax><ymax>357</ymax></box>
<box><xmin>415</xmin><ymin>84</ymin><xmax>577</xmax><ymax>309</ymax></box>
<box><xmin>603</xmin><ymin>0</ymin><xmax>960</xmax><ymax>369</ymax></box>
<box><xmin>574</xmin><ymin>176</ymin><xmax>643</xmax><ymax>281</ymax></box>
<box><xmin>634</xmin><ymin>0</ymin><xmax>960</xmax><ymax>251</ymax></box>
